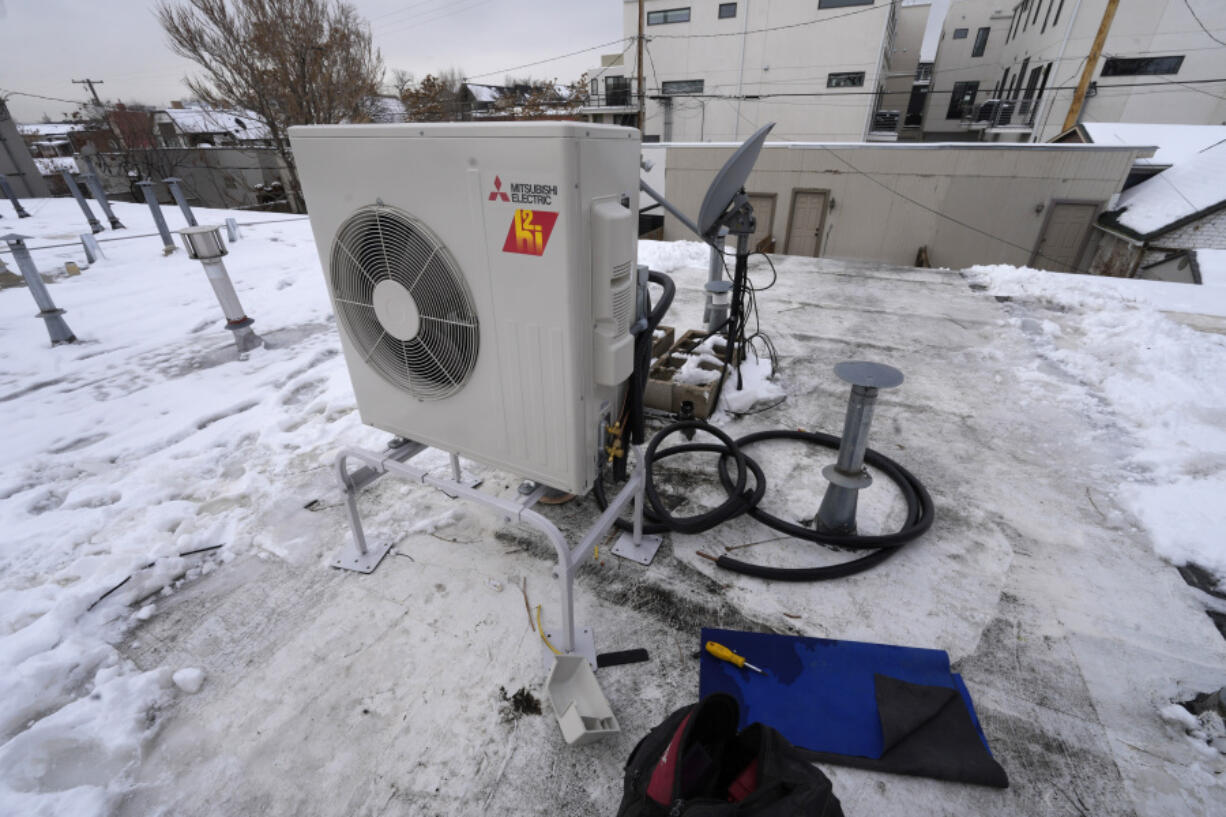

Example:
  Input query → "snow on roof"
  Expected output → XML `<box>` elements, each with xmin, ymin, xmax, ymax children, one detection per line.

<box><xmin>33</xmin><ymin>156</ymin><xmax>78</xmax><ymax>175</ymax></box>
<box><xmin>1195</xmin><ymin>248</ymin><xmax>1226</xmax><ymax>287</ymax></box>
<box><xmin>918</xmin><ymin>0</ymin><xmax>949</xmax><ymax>63</ymax></box>
<box><xmin>1111</xmin><ymin>139</ymin><xmax>1226</xmax><ymax>236</ymax></box>
<box><xmin>163</xmin><ymin>107</ymin><xmax>270</xmax><ymax>140</ymax></box>
<box><xmin>17</xmin><ymin>122</ymin><xmax>85</xmax><ymax>137</ymax></box>
<box><xmin>1081</xmin><ymin>122</ymin><xmax>1226</xmax><ymax>167</ymax></box>
<box><xmin>465</xmin><ymin>83</ymin><xmax>502</xmax><ymax>103</ymax></box>
<box><xmin>3</xmin><ymin>197</ymin><xmax>1226</xmax><ymax>814</ymax></box>
<box><xmin>368</xmin><ymin>95</ymin><xmax>406</xmax><ymax>123</ymax></box>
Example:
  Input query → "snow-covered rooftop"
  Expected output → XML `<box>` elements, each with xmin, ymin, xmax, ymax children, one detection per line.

<box><xmin>16</xmin><ymin>122</ymin><xmax>86</xmax><ymax>137</ymax></box>
<box><xmin>1110</xmin><ymin>139</ymin><xmax>1226</xmax><ymax>237</ymax></box>
<box><xmin>1</xmin><ymin>197</ymin><xmax>1224</xmax><ymax>815</ymax></box>
<box><xmin>32</xmin><ymin>156</ymin><xmax>78</xmax><ymax>175</ymax></box>
<box><xmin>1081</xmin><ymin>122</ymin><xmax>1226</xmax><ymax>167</ymax></box>
<box><xmin>163</xmin><ymin>107</ymin><xmax>270</xmax><ymax>140</ymax></box>
<box><xmin>1194</xmin><ymin>248</ymin><xmax>1226</xmax><ymax>287</ymax></box>
<box><xmin>466</xmin><ymin>83</ymin><xmax>502</xmax><ymax>103</ymax></box>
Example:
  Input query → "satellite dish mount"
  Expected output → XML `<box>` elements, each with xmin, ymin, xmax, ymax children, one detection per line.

<box><xmin>639</xmin><ymin>123</ymin><xmax>775</xmax><ymax>390</ymax></box>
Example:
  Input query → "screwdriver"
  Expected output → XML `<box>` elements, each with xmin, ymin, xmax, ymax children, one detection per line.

<box><xmin>705</xmin><ymin>641</ymin><xmax>765</xmax><ymax>675</ymax></box>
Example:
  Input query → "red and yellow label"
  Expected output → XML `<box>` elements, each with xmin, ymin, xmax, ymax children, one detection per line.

<box><xmin>502</xmin><ymin>209</ymin><xmax>558</xmax><ymax>256</ymax></box>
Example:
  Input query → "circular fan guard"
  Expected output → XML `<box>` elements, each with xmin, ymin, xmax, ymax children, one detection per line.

<box><xmin>330</xmin><ymin>204</ymin><xmax>479</xmax><ymax>399</ymax></box>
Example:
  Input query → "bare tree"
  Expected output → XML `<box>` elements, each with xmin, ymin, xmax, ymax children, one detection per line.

<box><xmin>401</xmin><ymin>69</ymin><xmax>466</xmax><ymax>122</ymax></box>
<box><xmin>389</xmin><ymin>69</ymin><xmax>414</xmax><ymax>99</ymax></box>
<box><xmin>157</xmin><ymin>0</ymin><xmax>384</xmax><ymax>211</ymax></box>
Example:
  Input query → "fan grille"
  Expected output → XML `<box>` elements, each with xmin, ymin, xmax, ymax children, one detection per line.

<box><xmin>330</xmin><ymin>204</ymin><xmax>479</xmax><ymax>399</ymax></box>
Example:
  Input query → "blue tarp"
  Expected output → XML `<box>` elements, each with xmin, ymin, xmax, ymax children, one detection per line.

<box><xmin>699</xmin><ymin>627</ymin><xmax>991</xmax><ymax>760</ymax></box>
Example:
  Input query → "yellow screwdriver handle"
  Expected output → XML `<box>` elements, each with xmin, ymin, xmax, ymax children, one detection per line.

<box><xmin>705</xmin><ymin>641</ymin><xmax>746</xmax><ymax>669</ymax></box>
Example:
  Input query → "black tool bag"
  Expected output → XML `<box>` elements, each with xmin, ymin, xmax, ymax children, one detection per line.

<box><xmin>616</xmin><ymin>694</ymin><xmax>844</xmax><ymax>817</ymax></box>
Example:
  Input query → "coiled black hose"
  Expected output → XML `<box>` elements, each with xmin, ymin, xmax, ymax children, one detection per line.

<box><xmin>591</xmin><ymin>421</ymin><xmax>934</xmax><ymax>581</ymax></box>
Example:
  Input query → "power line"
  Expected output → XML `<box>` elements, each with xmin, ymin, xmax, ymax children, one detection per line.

<box><xmin>1183</xmin><ymin>0</ymin><xmax>1226</xmax><ymax>48</ymax></box>
<box><xmin>640</xmin><ymin>74</ymin><xmax>1226</xmax><ymax>101</ymax></box>
<box><xmin>648</xmin><ymin>2</ymin><xmax>887</xmax><ymax>40</ymax></box>
<box><xmin>465</xmin><ymin>37</ymin><xmax>631</xmax><ymax>81</ymax></box>
<box><xmin>378</xmin><ymin>0</ymin><xmax>494</xmax><ymax>38</ymax></box>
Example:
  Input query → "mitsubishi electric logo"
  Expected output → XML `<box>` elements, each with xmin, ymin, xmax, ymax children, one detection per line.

<box><xmin>487</xmin><ymin>175</ymin><xmax>559</xmax><ymax>206</ymax></box>
<box><xmin>488</xmin><ymin>176</ymin><xmax>510</xmax><ymax>202</ymax></box>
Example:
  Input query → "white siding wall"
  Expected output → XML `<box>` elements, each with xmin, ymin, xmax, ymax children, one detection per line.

<box><xmin>661</xmin><ymin>142</ymin><xmax>1140</xmax><ymax>268</ymax></box>
<box><xmin>924</xmin><ymin>1</ymin><xmax>1014</xmax><ymax>137</ymax></box>
<box><xmin>625</xmin><ymin>0</ymin><xmax>895</xmax><ymax>142</ymax></box>
<box><xmin>997</xmin><ymin>0</ymin><xmax>1226</xmax><ymax>142</ymax></box>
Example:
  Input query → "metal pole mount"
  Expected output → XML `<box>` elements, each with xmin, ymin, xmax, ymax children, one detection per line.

<box><xmin>2</xmin><ymin>234</ymin><xmax>77</xmax><ymax>345</ymax></box>
<box><xmin>815</xmin><ymin>361</ymin><xmax>904</xmax><ymax>536</ymax></box>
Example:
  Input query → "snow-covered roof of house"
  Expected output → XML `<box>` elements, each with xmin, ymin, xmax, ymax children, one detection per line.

<box><xmin>1104</xmin><ymin>139</ymin><xmax>1226</xmax><ymax>238</ymax></box>
<box><xmin>17</xmin><ymin>122</ymin><xmax>86</xmax><ymax>138</ymax></box>
<box><xmin>163</xmin><ymin>107</ymin><xmax>270</xmax><ymax>140</ymax></box>
<box><xmin>1080</xmin><ymin>122</ymin><xmax>1226</xmax><ymax>167</ymax></box>
<box><xmin>465</xmin><ymin>83</ymin><xmax>502</xmax><ymax>103</ymax></box>
<box><xmin>368</xmin><ymin>95</ymin><xmax>406</xmax><ymax>123</ymax></box>
<box><xmin>32</xmin><ymin>156</ymin><xmax>78</xmax><ymax>175</ymax></box>
<box><xmin>1194</xmin><ymin>248</ymin><xmax>1226</xmax><ymax>287</ymax></box>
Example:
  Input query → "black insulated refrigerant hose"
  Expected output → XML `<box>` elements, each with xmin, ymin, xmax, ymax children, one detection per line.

<box><xmin>593</xmin><ymin>421</ymin><xmax>934</xmax><ymax>581</ymax></box>
<box><xmin>596</xmin><ymin>269</ymin><xmax>934</xmax><ymax>581</ymax></box>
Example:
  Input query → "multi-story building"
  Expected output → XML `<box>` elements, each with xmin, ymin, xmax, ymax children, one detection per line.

<box><xmin>925</xmin><ymin>0</ymin><xmax>1226</xmax><ymax>142</ymax></box>
<box><xmin>918</xmin><ymin>0</ymin><xmax>1013</xmax><ymax>139</ymax></box>
<box><xmin>589</xmin><ymin>0</ymin><xmax>917</xmax><ymax>143</ymax></box>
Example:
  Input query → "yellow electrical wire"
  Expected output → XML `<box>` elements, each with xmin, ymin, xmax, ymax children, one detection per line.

<box><xmin>536</xmin><ymin>604</ymin><xmax>560</xmax><ymax>655</ymax></box>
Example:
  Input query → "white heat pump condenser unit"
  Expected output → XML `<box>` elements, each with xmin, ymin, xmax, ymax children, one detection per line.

<box><xmin>290</xmin><ymin>123</ymin><xmax>641</xmax><ymax>494</ymax></box>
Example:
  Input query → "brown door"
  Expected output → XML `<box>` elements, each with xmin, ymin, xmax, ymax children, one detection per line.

<box><xmin>785</xmin><ymin>190</ymin><xmax>828</xmax><ymax>257</ymax></box>
<box><xmin>747</xmin><ymin>193</ymin><xmax>775</xmax><ymax>252</ymax></box>
<box><xmin>1033</xmin><ymin>202</ymin><xmax>1097</xmax><ymax>272</ymax></box>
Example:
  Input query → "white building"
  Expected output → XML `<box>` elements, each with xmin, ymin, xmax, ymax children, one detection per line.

<box><xmin>590</xmin><ymin>0</ymin><xmax>918</xmax><ymax>142</ymax></box>
<box><xmin>925</xmin><ymin>0</ymin><xmax>1226</xmax><ymax>142</ymax></box>
<box><xmin>919</xmin><ymin>0</ymin><xmax>1013</xmax><ymax>139</ymax></box>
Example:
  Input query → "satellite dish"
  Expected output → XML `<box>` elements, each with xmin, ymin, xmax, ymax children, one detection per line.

<box><xmin>638</xmin><ymin>122</ymin><xmax>776</xmax><ymax>242</ymax></box>
<box><xmin>697</xmin><ymin>123</ymin><xmax>775</xmax><ymax>238</ymax></box>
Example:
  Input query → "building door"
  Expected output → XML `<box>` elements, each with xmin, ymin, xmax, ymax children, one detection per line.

<box><xmin>1032</xmin><ymin>202</ymin><xmax>1097</xmax><ymax>272</ymax></box>
<box><xmin>747</xmin><ymin>193</ymin><xmax>776</xmax><ymax>252</ymax></box>
<box><xmin>785</xmin><ymin>190</ymin><xmax>828</xmax><ymax>257</ymax></box>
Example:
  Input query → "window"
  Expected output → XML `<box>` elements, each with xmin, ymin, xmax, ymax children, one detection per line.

<box><xmin>1041</xmin><ymin>0</ymin><xmax>1053</xmax><ymax>33</ymax></box>
<box><xmin>719</xmin><ymin>2</ymin><xmax>736</xmax><ymax>18</ymax></box>
<box><xmin>827</xmin><ymin>71</ymin><xmax>866</xmax><ymax>88</ymax></box>
<box><xmin>591</xmin><ymin>79</ymin><xmax>599</xmax><ymax>96</ymax></box>
<box><xmin>1102</xmin><ymin>56</ymin><xmax>1184</xmax><ymax>76</ymax></box>
<box><xmin>605</xmin><ymin>76</ymin><xmax>631</xmax><ymax>106</ymax></box>
<box><xmin>953</xmin><ymin>28</ymin><xmax>968</xmax><ymax>39</ymax></box>
<box><xmin>647</xmin><ymin>7</ymin><xmax>690</xmax><ymax>25</ymax></box>
<box><xmin>661</xmin><ymin>79</ymin><xmax>704</xmax><ymax>95</ymax></box>
<box><xmin>1032</xmin><ymin>0</ymin><xmax>1043</xmax><ymax>24</ymax></box>
<box><xmin>971</xmin><ymin>27</ymin><xmax>990</xmax><ymax>57</ymax></box>
<box><xmin>946</xmin><ymin>81</ymin><xmax>979</xmax><ymax>118</ymax></box>
<box><xmin>818</xmin><ymin>0</ymin><xmax>873</xmax><ymax>8</ymax></box>
<box><xmin>1052</xmin><ymin>0</ymin><xmax>1065</xmax><ymax>26</ymax></box>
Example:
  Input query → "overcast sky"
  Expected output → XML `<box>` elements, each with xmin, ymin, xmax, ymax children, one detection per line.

<box><xmin>0</xmin><ymin>0</ymin><xmax>625</xmax><ymax>122</ymax></box>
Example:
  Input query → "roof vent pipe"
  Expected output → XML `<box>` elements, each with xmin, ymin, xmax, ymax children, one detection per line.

<box><xmin>176</xmin><ymin>224</ymin><xmax>263</xmax><ymax>355</ymax></box>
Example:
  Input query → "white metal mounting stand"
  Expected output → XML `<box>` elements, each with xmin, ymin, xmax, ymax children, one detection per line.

<box><xmin>332</xmin><ymin>441</ymin><xmax>658</xmax><ymax>671</ymax></box>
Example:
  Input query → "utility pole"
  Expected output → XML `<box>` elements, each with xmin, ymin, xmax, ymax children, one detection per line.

<box><xmin>637</xmin><ymin>0</ymin><xmax>645</xmax><ymax>132</ymax></box>
<box><xmin>1061</xmin><ymin>0</ymin><xmax>1118</xmax><ymax>132</ymax></box>
<box><xmin>72</xmin><ymin>78</ymin><xmax>105</xmax><ymax>107</ymax></box>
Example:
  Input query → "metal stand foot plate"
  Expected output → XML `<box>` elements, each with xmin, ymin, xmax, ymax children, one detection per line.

<box><xmin>542</xmin><ymin>625</ymin><xmax>597</xmax><ymax>673</ymax></box>
<box><xmin>611</xmin><ymin>533</ymin><xmax>663</xmax><ymax>566</ymax></box>
<box><xmin>331</xmin><ymin>540</ymin><xmax>392</xmax><ymax>574</ymax></box>
<box><xmin>440</xmin><ymin>475</ymin><xmax>483</xmax><ymax>498</ymax></box>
